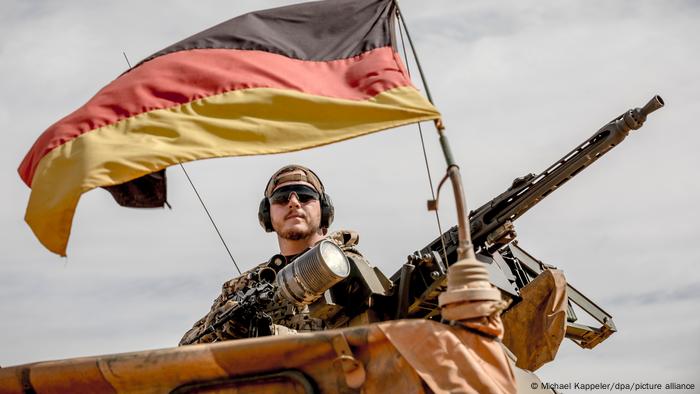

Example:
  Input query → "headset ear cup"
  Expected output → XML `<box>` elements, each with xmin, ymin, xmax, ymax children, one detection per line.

<box><xmin>321</xmin><ymin>193</ymin><xmax>334</xmax><ymax>229</ymax></box>
<box><xmin>258</xmin><ymin>198</ymin><xmax>274</xmax><ymax>232</ymax></box>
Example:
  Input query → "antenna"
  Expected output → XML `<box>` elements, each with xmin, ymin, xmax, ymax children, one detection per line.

<box><xmin>179</xmin><ymin>163</ymin><xmax>242</xmax><ymax>275</ymax></box>
<box><xmin>122</xmin><ymin>51</ymin><xmax>132</xmax><ymax>69</ymax></box>
<box><xmin>395</xmin><ymin>2</ymin><xmax>476</xmax><ymax>260</ymax></box>
<box><xmin>395</xmin><ymin>12</ymin><xmax>448</xmax><ymax>263</ymax></box>
<box><xmin>122</xmin><ymin>52</ymin><xmax>241</xmax><ymax>275</ymax></box>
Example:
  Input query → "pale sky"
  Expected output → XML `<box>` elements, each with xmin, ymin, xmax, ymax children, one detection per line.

<box><xmin>1</xmin><ymin>0</ymin><xmax>698</xmax><ymax>391</ymax></box>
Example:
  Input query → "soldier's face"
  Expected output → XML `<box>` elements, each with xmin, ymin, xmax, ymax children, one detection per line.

<box><xmin>269</xmin><ymin>181</ymin><xmax>322</xmax><ymax>241</ymax></box>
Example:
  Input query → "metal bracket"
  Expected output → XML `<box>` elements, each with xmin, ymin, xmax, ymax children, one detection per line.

<box><xmin>486</xmin><ymin>221</ymin><xmax>517</xmax><ymax>252</ymax></box>
<box><xmin>331</xmin><ymin>334</ymin><xmax>366</xmax><ymax>389</ymax></box>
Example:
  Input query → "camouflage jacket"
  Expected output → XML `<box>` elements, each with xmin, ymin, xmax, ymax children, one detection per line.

<box><xmin>179</xmin><ymin>230</ymin><xmax>365</xmax><ymax>346</ymax></box>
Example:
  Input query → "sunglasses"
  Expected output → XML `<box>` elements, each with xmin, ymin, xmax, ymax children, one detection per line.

<box><xmin>269</xmin><ymin>184</ymin><xmax>320</xmax><ymax>205</ymax></box>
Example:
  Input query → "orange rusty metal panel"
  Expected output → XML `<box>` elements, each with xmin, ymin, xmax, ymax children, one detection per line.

<box><xmin>97</xmin><ymin>345</ymin><xmax>229</xmax><ymax>392</ymax></box>
<box><xmin>170</xmin><ymin>371</ymin><xmax>313</xmax><ymax>394</ymax></box>
<box><xmin>209</xmin><ymin>333</ymin><xmax>334</xmax><ymax>374</ymax></box>
<box><xmin>208</xmin><ymin>332</ymin><xmax>345</xmax><ymax>392</ymax></box>
<box><xmin>379</xmin><ymin>319</ymin><xmax>516</xmax><ymax>394</ymax></box>
<box><xmin>0</xmin><ymin>366</ymin><xmax>26</xmax><ymax>394</ymax></box>
<box><xmin>28</xmin><ymin>358</ymin><xmax>116</xmax><ymax>394</ymax></box>
<box><xmin>360</xmin><ymin>325</ymin><xmax>426</xmax><ymax>393</ymax></box>
<box><xmin>0</xmin><ymin>320</ymin><xmax>516</xmax><ymax>393</ymax></box>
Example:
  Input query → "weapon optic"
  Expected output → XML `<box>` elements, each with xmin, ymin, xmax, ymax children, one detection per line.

<box><xmin>389</xmin><ymin>96</ymin><xmax>664</xmax><ymax>348</ymax></box>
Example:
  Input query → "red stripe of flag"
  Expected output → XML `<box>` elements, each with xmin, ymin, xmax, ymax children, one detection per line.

<box><xmin>19</xmin><ymin>46</ymin><xmax>409</xmax><ymax>186</ymax></box>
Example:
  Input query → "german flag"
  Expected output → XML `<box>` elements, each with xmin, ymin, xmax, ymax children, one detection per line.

<box><xmin>18</xmin><ymin>0</ymin><xmax>440</xmax><ymax>256</ymax></box>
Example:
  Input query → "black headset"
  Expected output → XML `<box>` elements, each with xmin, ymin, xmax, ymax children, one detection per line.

<box><xmin>258</xmin><ymin>167</ymin><xmax>334</xmax><ymax>233</ymax></box>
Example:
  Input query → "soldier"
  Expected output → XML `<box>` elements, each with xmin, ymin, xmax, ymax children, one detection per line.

<box><xmin>179</xmin><ymin>164</ymin><xmax>376</xmax><ymax>345</ymax></box>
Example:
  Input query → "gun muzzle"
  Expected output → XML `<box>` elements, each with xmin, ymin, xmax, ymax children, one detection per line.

<box><xmin>276</xmin><ymin>240</ymin><xmax>350</xmax><ymax>306</ymax></box>
<box><xmin>640</xmin><ymin>95</ymin><xmax>664</xmax><ymax>117</ymax></box>
<box><xmin>620</xmin><ymin>95</ymin><xmax>664</xmax><ymax>132</ymax></box>
<box><xmin>257</xmin><ymin>267</ymin><xmax>277</xmax><ymax>283</ymax></box>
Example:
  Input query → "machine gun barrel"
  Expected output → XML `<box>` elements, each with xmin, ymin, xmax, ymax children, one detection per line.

<box><xmin>468</xmin><ymin>95</ymin><xmax>664</xmax><ymax>251</ymax></box>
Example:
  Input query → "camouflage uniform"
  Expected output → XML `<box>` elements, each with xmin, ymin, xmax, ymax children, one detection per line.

<box><xmin>179</xmin><ymin>230</ymin><xmax>364</xmax><ymax>345</ymax></box>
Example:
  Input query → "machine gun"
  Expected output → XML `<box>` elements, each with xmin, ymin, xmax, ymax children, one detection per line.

<box><xmin>390</xmin><ymin>96</ymin><xmax>664</xmax><ymax>348</ymax></box>
<box><xmin>181</xmin><ymin>240</ymin><xmax>353</xmax><ymax>345</ymax></box>
<box><xmin>180</xmin><ymin>269</ymin><xmax>278</xmax><ymax>345</ymax></box>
